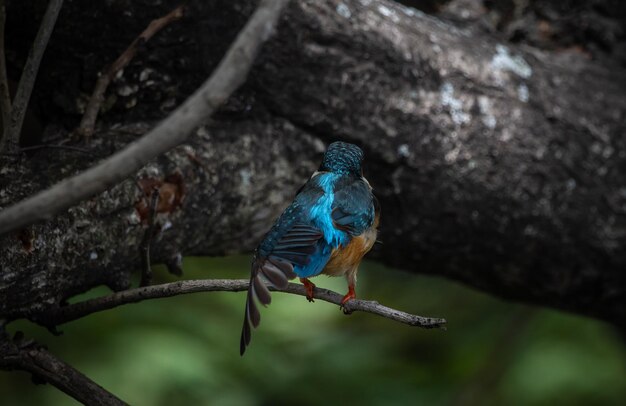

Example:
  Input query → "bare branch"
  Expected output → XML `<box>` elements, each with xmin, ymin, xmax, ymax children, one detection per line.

<box><xmin>0</xmin><ymin>0</ymin><xmax>64</xmax><ymax>154</ymax></box>
<box><xmin>0</xmin><ymin>0</ymin><xmax>11</xmax><ymax>128</ymax></box>
<box><xmin>33</xmin><ymin>279</ymin><xmax>447</xmax><ymax>329</ymax></box>
<box><xmin>0</xmin><ymin>0</ymin><xmax>290</xmax><ymax>235</ymax></box>
<box><xmin>0</xmin><ymin>332</ymin><xmax>127</xmax><ymax>405</ymax></box>
<box><xmin>77</xmin><ymin>4</ymin><xmax>186</xmax><ymax>139</ymax></box>
<box><xmin>6</xmin><ymin>276</ymin><xmax>444</xmax><ymax>403</ymax></box>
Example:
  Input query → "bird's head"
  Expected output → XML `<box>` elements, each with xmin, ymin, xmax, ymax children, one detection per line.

<box><xmin>319</xmin><ymin>142</ymin><xmax>364</xmax><ymax>175</ymax></box>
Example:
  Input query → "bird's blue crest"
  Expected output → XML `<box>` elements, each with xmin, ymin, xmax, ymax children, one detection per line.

<box><xmin>319</xmin><ymin>142</ymin><xmax>364</xmax><ymax>174</ymax></box>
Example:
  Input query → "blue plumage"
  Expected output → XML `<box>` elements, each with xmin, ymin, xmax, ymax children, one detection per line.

<box><xmin>240</xmin><ymin>142</ymin><xmax>379</xmax><ymax>355</ymax></box>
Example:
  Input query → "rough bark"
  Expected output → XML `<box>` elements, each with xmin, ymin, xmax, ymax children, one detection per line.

<box><xmin>1</xmin><ymin>0</ymin><xmax>624</xmax><ymax>326</ymax></box>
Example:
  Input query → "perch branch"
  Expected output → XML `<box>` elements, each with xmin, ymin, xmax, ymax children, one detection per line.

<box><xmin>0</xmin><ymin>0</ymin><xmax>11</xmax><ymax>128</ymax></box>
<box><xmin>0</xmin><ymin>0</ymin><xmax>64</xmax><ymax>154</ymax></box>
<box><xmin>0</xmin><ymin>0</ymin><xmax>290</xmax><ymax>235</ymax></box>
<box><xmin>0</xmin><ymin>332</ymin><xmax>126</xmax><ymax>405</ymax></box>
<box><xmin>76</xmin><ymin>4</ymin><xmax>186</xmax><ymax>139</ymax></box>
<box><xmin>33</xmin><ymin>279</ymin><xmax>447</xmax><ymax>329</ymax></box>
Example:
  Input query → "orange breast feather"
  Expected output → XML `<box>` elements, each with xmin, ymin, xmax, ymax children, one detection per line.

<box><xmin>323</xmin><ymin>212</ymin><xmax>379</xmax><ymax>277</ymax></box>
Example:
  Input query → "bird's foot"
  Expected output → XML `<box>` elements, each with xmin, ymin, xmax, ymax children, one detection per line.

<box><xmin>300</xmin><ymin>278</ymin><xmax>316</xmax><ymax>302</ymax></box>
<box><xmin>340</xmin><ymin>286</ymin><xmax>356</xmax><ymax>314</ymax></box>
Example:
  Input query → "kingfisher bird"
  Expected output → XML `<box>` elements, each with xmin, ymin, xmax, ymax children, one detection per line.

<box><xmin>240</xmin><ymin>141</ymin><xmax>380</xmax><ymax>355</ymax></box>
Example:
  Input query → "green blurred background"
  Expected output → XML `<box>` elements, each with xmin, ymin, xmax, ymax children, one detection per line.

<box><xmin>1</xmin><ymin>256</ymin><xmax>625</xmax><ymax>405</ymax></box>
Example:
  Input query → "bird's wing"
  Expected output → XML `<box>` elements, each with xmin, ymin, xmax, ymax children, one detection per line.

<box><xmin>331</xmin><ymin>177</ymin><xmax>376</xmax><ymax>237</ymax></box>
<box><xmin>240</xmin><ymin>198</ymin><xmax>324</xmax><ymax>355</ymax></box>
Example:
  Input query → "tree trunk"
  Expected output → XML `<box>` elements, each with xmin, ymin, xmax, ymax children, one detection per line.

<box><xmin>1</xmin><ymin>0</ymin><xmax>624</xmax><ymax>326</ymax></box>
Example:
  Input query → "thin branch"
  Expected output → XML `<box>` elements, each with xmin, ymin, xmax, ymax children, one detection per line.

<box><xmin>139</xmin><ymin>189</ymin><xmax>159</xmax><ymax>287</ymax></box>
<box><xmin>77</xmin><ymin>4</ymin><xmax>186</xmax><ymax>139</ymax></box>
<box><xmin>0</xmin><ymin>0</ymin><xmax>11</xmax><ymax>128</ymax></box>
<box><xmin>0</xmin><ymin>332</ymin><xmax>127</xmax><ymax>405</ymax></box>
<box><xmin>33</xmin><ymin>279</ymin><xmax>447</xmax><ymax>329</ymax></box>
<box><xmin>0</xmin><ymin>0</ymin><xmax>64</xmax><ymax>154</ymax></box>
<box><xmin>0</xmin><ymin>0</ymin><xmax>290</xmax><ymax>235</ymax></box>
<box><xmin>1</xmin><ymin>143</ymin><xmax>95</xmax><ymax>155</ymax></box>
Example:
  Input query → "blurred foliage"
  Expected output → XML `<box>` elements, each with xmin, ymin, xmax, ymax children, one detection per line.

<box><xmin>1</xmin><ymin>256</ymin><xmax>625</xmax><ymax>405</ymax></box>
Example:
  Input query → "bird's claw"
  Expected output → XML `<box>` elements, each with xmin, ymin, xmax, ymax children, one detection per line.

<box><xmin>300</xmin><ymin>278</ymin><xmax>316</xmax><ymax>303</ymax></box>
<box><xmin>340</xmin><ymin>286</ymin><xmax>356</xmax><ymax>314</ymax></box>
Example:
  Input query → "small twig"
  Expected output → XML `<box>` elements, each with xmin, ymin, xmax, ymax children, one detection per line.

<box><xmin>0</xmin><ymin>332</ymin><xmax>127</xmax><ymax>405</ymax></box>
<box><xmin>139</xmin><ymin>189</ymin><xmax>160</xmax><ymax>287</ymax></box>
<box><xmin>0</xmin><ymin>0</ymin><xmax>64</xmax><ymax>154</ymax></box>
<box><xmin>33</xmin><ymin>279</ymin><xmax>447</xmax><ymax>329</ymax></box>
<box><xmin>77</xmin><ymin>4</ymin><xmax>186</xmax><ymax>139</ymax></box>
<box><xmin>0</xmin><ymin>0</ymin><xmax>11</xmax><ymax>128</ymax></box>
<box><xmin>1</xmin><ymin>143</ymin><xmax>94</xmax><ymax>155</ymax></box>
<box><xmin>0</xmin><ymin>0</ymin><xmax>291</xmax><ymax>235</ymax></box>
